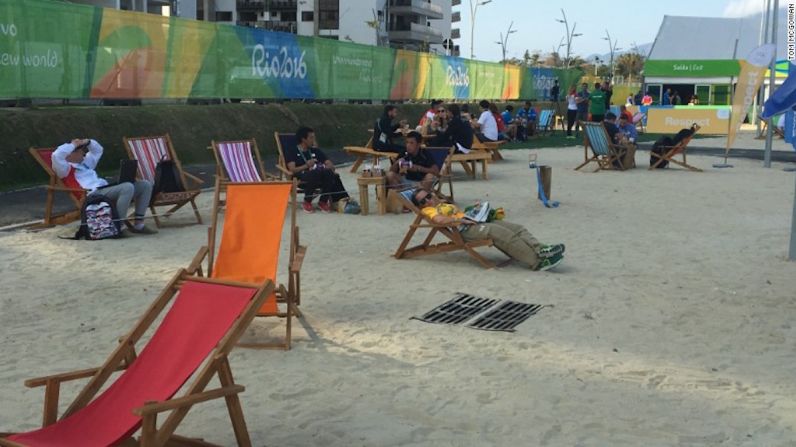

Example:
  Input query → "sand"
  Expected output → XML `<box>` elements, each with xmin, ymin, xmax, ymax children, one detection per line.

<box><xmin>1</xmin><ymin>143</ymin><xmax>795</xmax><ymax>446</ymax></box>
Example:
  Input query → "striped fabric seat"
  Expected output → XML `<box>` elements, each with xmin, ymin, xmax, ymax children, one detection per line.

<box><xmin>216</xmin><ymin>141</ymin><xmax>263</xmax><ymax>183</ymax></box>
<box><xmin>125</xmin><ymin>136</ymin><xmax>171</xmax><ymax>182</ymax></box>
<box><xmin>585</xmin><ymin>124</ymin><xmax>610</xmax><ymax>156</ymax></box>
<box><xmin>539</xmin><ymin>109</ymin><xmax>554</xmax><ymax>128</ymax></box>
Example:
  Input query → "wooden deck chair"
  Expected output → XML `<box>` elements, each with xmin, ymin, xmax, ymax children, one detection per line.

<box><xmin>424</xmin><ymin>147</ymin><xmax>455</xmax><ymax>202</ymax></box>
<box><xmin>123</xmin><ymin>134</ymin><xmax>203</xmax><ymax>227</ymax></box>
<box><xmin>28</xmin><ymin>147</ymin><xmax>88</xmax><ymax>226</ymax></box>
<box><xmin>0</xmin><ymin>270</ymin><xmax>273</xmax><ymax>447</ymax></box>
<box><xmin>632</xmin><ymin>111</ymin><xmax>646</xmax><ymax>134</ymax></box>
<box><xmin>188</xmin><ymin>181</ymin><xmax>306</xmax><ymax>350</ymax></box>
<box><xmin>537</xmin><ymin>109</ymin><xmax>555</xmax><ymax>136</ymax></box>
<box><xmin>343</xmin><ymin>133</ymin><xmax>401</xmax><ymax>174</ymax></box>
<box><xmin>273</xmin><ymin>132</ymin><xmax>325</xmax><ymax>200</ymax></box>
<box><xmin>393</xmin><ymin>189</ymin><xmax>504</xmax><ymax>269</ymax></box>
<box><xmin>649</xmin><ymin>124</ymin><xmax>703</xmax><ymax>172</ymax></box>
<box><xmin>759</xmin><ymin>117</ymin><xmax>785</xmax><ymax>139</ymax></box>
<box><xmin>574</xmin><ymin>122</ymin><xmax>627</xmax><ymax>172</ymax></box>
<box><xmin>212</xmin><ymin>139</ymin><xmax>272</xmax><ymax>183</ymax></box>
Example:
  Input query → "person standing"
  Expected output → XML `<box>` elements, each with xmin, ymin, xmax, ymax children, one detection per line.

<box><xmin>602</xmin><ymin>80</ymin><xmax>613</xmax><ymax>112</ymax></box>
<box><xmin>550</xmin><ymin>79</ymin><xmax>561</xmax><ymax>114</ymax></box>
<box><xmin>565</xmin><ymin>87</ymin><xmax>578</xmax><ymax>139</ymax></box>
<box><xmin>662</xmin><ymin>88</ymin><xmax>671</xmax><ymax>106</ymax></box>
<box><xmin>589</xmin><ymin>82</ymin><xmax>606</xmax><ymax>122</ymax></box>
<box><xmin>575</xmin><ymin>82</ymin><xmax>591</xmax><ymax>136</ymax></box>
<box><xmin>52</xmin><ymin>138</ymin><xmax>156</xmax><ymax>234</ymax></box>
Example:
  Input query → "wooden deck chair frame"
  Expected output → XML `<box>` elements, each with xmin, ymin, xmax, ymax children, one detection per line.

<box><xmin>343</xmin><ymin>134</ymin><xmax>401</xmax><ymax>174</ymax></box>
<box><xmin>28</xmin><ymin>147</ymin><xmax>88</xmax><ymax>226</ymax></box>
<box><xmin>633</xmin><ymin>111</ymin><xmax>646</xmax><ymax>134</ymax></box>
<box><xmin>759</xmin><ymin>117</ymin><xmax>785</xmax><ymax>139</ymax></box>
<box><xmin>649</xmin><ymin>124</ymin><xmax>703</xmax><ymax>172</ymax></box>
<box><xmin>393</xmin><ymin>190</ymin><xmax>503</xmax><ymax>269</ymax></box>
<box><xmin>188</xmin><ymin>180</ymin><xmax>306</xmax><ymax>350</ymax></box>
<box><xmin>424</xmin><ymin>146</ymin><xmax>455</xmax><ymax>202</ymax></box>
<box><xmin>537</xmin><ymin>109</ymin><xmax>555</xmax><ymax>136</ymax></box>
<box><xmin>0</xmin><ymin>270</ymin><xmax>272</xmax><ymax>447</ymax></box>
<box><xmin>212</xmin><ymin>138</ymin><xmax>276</xmax><ymax>183</ymax></box>
<box><xmin>574</xmin><ymin>122</ymin><xmax>627</xmax><ymax>172</ymax></box>
<box><xmin>123</xmin><ymin>134</ymin><xmax>203</xmax><ymax>227</ymax></box>
<box><xmin>273</xmin><ymin>132</ymin><xmax>326</xmax><ymax>201</ymax></box>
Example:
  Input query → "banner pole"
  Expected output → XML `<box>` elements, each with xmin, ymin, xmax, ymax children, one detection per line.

<box><xmin>790</xmin><ymin>171</ymin><xmax>796</xmax><ymax>261</ymax></box>
<box><xmin>765</xmin><ymin>0</ymin><xmax>779</xmax><ymax>168</ymax></box>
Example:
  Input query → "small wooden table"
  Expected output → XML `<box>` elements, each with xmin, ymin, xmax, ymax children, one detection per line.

<box><xmin>357</xmin><ymin>175</ymin><xmax>387</xmax><ymax>216</ymax></box>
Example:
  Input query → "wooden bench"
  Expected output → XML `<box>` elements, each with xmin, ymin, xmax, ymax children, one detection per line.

<box><xmin>471</xmin><ymin>138</ymin><xmax>506</xmax><ymax>161</ymax></box>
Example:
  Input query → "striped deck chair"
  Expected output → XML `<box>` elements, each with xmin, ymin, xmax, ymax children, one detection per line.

<box><xmin>574</xmin><ymin>122</ymin><xmax>627</xmax><ymax>172</ymax></box>
<box><xmin>0</xmin><ymin>270</ymin><xmax>273</xmax><ymax>447</ymax></box>
<box><xmin>537</xmin><ymin>109</ymin><xmax>555</xmax><ymax>136</ymax></box>
<box><xmin>425</xmin><ymin>146</ymin><xmax>454</xmax><ymax>202</ymax></box>
<box><xmin>28</xmin><ymin>147</ymin><xmax>88</xmax><ymax>226</ymax></box>
<box><xmin>212</xmin><ymin>139</ymin><xmax>272</xmax><ymax>183</ymax></box>
<box><xmin>123</xmin><ymin>135</ymin><xmax>203</xmax><ymax>227</ymax></box>
<box><xmin>649</xmin><ymin>124</ymin><xmax>702</xmax><ymax>172</ymax></box>
<box><xmin>188</xmin><ymin>181</ymin><xmax>307</xmax><ymax>350</ymax></box>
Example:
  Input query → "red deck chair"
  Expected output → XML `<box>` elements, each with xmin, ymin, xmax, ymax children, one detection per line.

<box><xmin>0</xmin><ymin>271</ymin><xmax>273</xmax><ymax>447</ymax></box>
<box><xmin>212</xmin><ymin>139</ymin><xmax>270</xmax><ymax>183</ymax></box>
<box><xmin>123</xmin><ymin>135</ymin><xmax>203</xmax><ymax>227</ymax></box>
<box><xmin>28</xmin><ymin>147</ymin><xmax>88</xmax><ymax>226</ymax></box>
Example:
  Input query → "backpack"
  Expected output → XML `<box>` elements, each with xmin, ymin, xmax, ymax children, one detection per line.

<box><xmin>650</xmin><ymin>136</ymin><xmax>673</xmax><ymax>168</ymax></box>
<box><xmin>74</xmin><ymin>195</ymin><xmax>122</xmax><ymax>240</ymax></box>
<box><xmin>151</xmin><ymin>158</ymin><xmax>185</xmax><ymax>204</ymax></box>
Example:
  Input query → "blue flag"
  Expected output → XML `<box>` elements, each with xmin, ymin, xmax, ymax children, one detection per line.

<box><xmin>762</xmin><ymin>61</ymin><xmax>796</xmax><ymax>119</ymax></box>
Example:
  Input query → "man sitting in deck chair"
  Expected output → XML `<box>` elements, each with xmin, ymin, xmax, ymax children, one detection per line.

<box><xmin>410</xmin><ymin>189</ymin><xmax>566</xmax><ymax>271</ymax></box>
<box><xmin>284</xmin><ymin>126</ymin><xmax>354</xmax><ymax>214</ymax></box>
<box><xmin>53</xmin><ymin>138</ymin><xmax>157</xmax><ymax>234</ymax></box>
<box><xmin>386</xmin><ymin>131</ymin><xmax>440</xmax><ymax>192</ymax></box>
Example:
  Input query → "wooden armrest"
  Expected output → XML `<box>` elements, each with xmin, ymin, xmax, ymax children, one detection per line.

<box><xmin>186</xmin><ymin>246</ymin><xmax>209</xmax><ymax>276</ymax></box>
<box><xmin>276</xmin><ymin>165</ymin><xmax>293</xmax><ymax>177</ymax></box>
<box><xmin>133</xmin><ymin>385</ymin><xmax>244</xmax><ymax>416</ymax></box>
<box><xmin>25</xmin><ymin>364</ymin><xmax>126</xmax><ymax>388</ymax></box>
<box><xmin>184</xmin><ymin>172</ymin><xmax>204</xmax><ymax>185</ymax></box>
<box><xmin>290</xmin><ymin>245</ymin><xmax>307</xmax><ymax>273</ymax></box>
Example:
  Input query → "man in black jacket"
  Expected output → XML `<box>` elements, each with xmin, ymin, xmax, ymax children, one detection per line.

<box><xmin>431</xmin><ymin>104</ymin><xmax>474</xmax><ymax>153</ymax></box>
<box><xmin>373</xmin><ymin>105</ymin><xmax>407</xmax><ymax>153</ymax></box>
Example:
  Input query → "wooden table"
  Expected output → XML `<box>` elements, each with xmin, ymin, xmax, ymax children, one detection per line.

<box><xmin>357</xmin><ymin>175</ymin><xmax>387</xmax><ymax>216</ymax></box>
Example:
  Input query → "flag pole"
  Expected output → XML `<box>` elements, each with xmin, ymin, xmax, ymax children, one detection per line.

<box><xmin>764</xmin><ymin>0</ymin><xmax>779</xmax><ymax>168</ymax></box>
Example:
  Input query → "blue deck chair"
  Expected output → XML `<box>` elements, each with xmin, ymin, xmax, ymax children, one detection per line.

<box><xmin>574</xmin><ymin>122</ymin><xmax>626</xmax><ymax>172</ymax></box>
<box><xmin>424</xmin><ymin>146</ymin><xmax>454</xmax><ymax>202</ymax></box>
<box><xmin>537</xmin><ymin>109</ymin><xmax>555</xmax><ymax>136</ymax></box>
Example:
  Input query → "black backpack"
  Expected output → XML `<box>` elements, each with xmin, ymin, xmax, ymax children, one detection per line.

<box><xmin>74</xmin><ymin>194</ymin><xmax>122</xmax><ymax>240</ymax></box>
<box><xmin>151</xmin><ymin>158</ymin><xmax>185</xmax><ymax>204</ymax></box>
<box><xmin>650</xmin><ymin>136</ymin><xmax>673</xmax><ymax>168</ymax></box>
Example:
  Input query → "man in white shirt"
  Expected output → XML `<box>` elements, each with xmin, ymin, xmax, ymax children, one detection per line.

<box><xmin>472</xmin><ymin>99</ymin><xmax>498</xmax><ymax>142</ymax></box>
<box><xmin>52</xmin><ymin>138</ymin><xmax>157</xmax><ymax>234</ymax></box>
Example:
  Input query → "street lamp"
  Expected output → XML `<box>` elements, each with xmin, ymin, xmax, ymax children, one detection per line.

<box><xmin>593</xmin><ymin>56</ymin><xmax>601</xmax><ymax>76</ymax></box>
<box><xmin>555</xmin><ymin>9</ymin><xmax>582</xmax><ymax>68</ymax></box>
<box><xmin>602</xmin><ymin>29</ymin><xmax>621</xmax><ymax>80</ymax></box>
<box><xmin>494</xmin><ymin>21</ymin><xmax>517</xmax><ymax>62</ymax></box>
<box><xmin>469</xmin><ymin>0</ymin><xmax>492</xmax><ymax>59</ymax></box>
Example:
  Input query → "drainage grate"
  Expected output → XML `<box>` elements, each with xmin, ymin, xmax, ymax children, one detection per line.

<box><xmin>413</xmin><ymin>293</ymin><xmax>501</xmax><ymax>325</ymax></box>
<box><xmin>414</xmin><ymin>294</ymin><xmax>544</xmax><ymax>332</ymax></box>
<box><xmin>466</xmin><ymin>301</ymin><xmax>544</xmax><ymax>332</ymax></box>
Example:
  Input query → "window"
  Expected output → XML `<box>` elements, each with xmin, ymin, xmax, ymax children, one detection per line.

<box><xmin>301</xmin><ymin>11</ymin><xmax>314</xmax><ymax>21</ymax></box>
<box><xmin>712</xmin><ymin>85</ymin><xmax>731</xmax><ymax>105</ymax></box>
<box><xmin>282</xmin><ymin>11</ymin><xmax>296</xmax><ymax>21</ymax></box>
<box><xmin>215</xmin><ymin>11</ymin><xmax>233</xmax><ymax>21</ymax></box>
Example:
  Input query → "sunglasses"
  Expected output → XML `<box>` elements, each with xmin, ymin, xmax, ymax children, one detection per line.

<box><xmin>416</xmin><ymin>194</ymin><xmax>431</xmax><ymax>204</ymax></box>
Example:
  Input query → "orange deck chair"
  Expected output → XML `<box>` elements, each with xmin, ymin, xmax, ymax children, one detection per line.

<box><xmin>28</xmin><ymin>147</ymin><xmax>87</xmax><ymax>226</ymax></box>
<box><xmin>124</xmin><ymin>135</ymin><xmax>203</xmax><ymax>227</ymax></box>
<box><xmin>0</xmin><ymin>270</ymin><xmax>273</xmax><ymax>447</ymax></box>
<box><xmin>188</xmin><ymin>181</ymin><xmax>306</xmax><ymax>350</ymax></box>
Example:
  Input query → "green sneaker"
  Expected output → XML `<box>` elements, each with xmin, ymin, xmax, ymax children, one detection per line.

<box><xmin>539</xmin><ymin>243</ymin><xmax>565</xmax><ymax>258</ymax></box>
<box><xmin>535</xmin><ymin>253</ymin><xmax>564</xmax><ymax>271</ymax></box>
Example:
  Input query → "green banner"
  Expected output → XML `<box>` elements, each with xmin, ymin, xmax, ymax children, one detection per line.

<box><xmin>0</xmin><ymin>0</ymin><xmax>587</xmax><ymax>101</ymax></box>
<box><xmin>643</xmin><ymin>60</ymin><xmax>740</xmax><ymax>77</ymax></box>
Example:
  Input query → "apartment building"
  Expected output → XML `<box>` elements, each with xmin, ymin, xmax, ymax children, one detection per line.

<box><xmin>67</xmin><ymin>0</ymin><xmax>456</xmax><ymax>54</ymax></box>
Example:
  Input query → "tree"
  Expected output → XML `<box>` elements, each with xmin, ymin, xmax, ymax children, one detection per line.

<box><xmin>544</xmin><ymin>52</ymin><xmax>562</xmax><ymax>68</ymax></box>
<box><xmin>530</xmin><ymin>51</ymin><xmax>541</xmax><ymax>68</ymax></box>
<box><xmin>615</xmin><ymin>52</ymin><xmax>645</xmax><ymax>79</ymax></box>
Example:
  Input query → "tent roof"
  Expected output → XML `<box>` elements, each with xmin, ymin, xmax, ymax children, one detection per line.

<box><xmin>647</xmin><ymin>13</ymin><xmax>786</xmax><ymax>61</ymax></box>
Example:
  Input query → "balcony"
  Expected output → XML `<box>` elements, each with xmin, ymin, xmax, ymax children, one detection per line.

<box><xmin>452</xmin><ymin>0</ymin><xmax>461</xmax><ymax>5</ymax></box>
<box><xmin>237</xmin><ymin>0</ymin><xmax>266</xmax><ymax>12</ymax></box>
<box><xmin>451</xmin><ymin>11</ymin><xmax>460</xmax><ymax>22</ymax></box>
<box><xmin>389</xmin><ymin>0</ymin><xmax>443</xmax><ymax>20</ymax></box>
<box><xmin>237</xmin><ymin>20</ymin><xmax>297</xmax><ymax>33</ymax></box>
<box><xmin>388</xmin><ymin>21</ymin><xmax>444</xmax><ymax>44</ymax></box>
<box><xmin>450</xmin><ymin>28</ymin><xmax>460</xmax><ymax>39</ymax></box>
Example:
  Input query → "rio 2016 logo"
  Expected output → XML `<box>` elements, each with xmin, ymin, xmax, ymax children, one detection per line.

<box><xmin>446</xmin><ymin>66</ymin><xmax>469</xmax><ymax>87</ymax></box>
<box><xmin>252</xmin><ymin>44</ymin><xmax>307</xmax><ymax>79</ymax></box>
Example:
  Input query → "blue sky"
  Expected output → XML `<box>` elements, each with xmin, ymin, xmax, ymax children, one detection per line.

<box><xmin>458</xmin><ymin>0</ymin><xmax>770</xmax><ymax>62</ymax></box>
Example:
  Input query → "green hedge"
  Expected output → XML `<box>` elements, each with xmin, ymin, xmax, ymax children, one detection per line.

<box><xmin>0</xmin><ymin>101</ymin><xmax>550</xmax><ymax>190</ymax></box>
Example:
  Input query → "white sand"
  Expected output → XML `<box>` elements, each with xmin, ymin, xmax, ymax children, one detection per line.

<box><xmin>1</xmin><ymin>144</ymin><xmax>795</xmax><ymax>446</ymax></box>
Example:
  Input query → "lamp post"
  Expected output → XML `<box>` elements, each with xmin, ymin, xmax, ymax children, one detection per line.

<box><xmin>602</xmin><ymin>29</ymin><xmax>621</xmax><ymax>80</ymax></box>
<box><xmin>593</xmin><ymin>56</ymin><xmax>601</xmax><ymax>76</ymax></box>
<box><xmin>469</xmin><ymin>0</ymin><xmax>492</xmax><ymax>59</ymax></box>
<box><xmin>555</xmin><ymin>9</ymin><xmax>582</xmax><ymax>69</ymax></box>
<box><xmin>494</xmin><ymin>21</ymin><xmax>516</xmax><ymax>62</ymax></box>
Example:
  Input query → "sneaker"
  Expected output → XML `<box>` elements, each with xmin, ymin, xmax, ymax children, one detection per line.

<box><xmin>318</xmin><ymin>201</ymin><xmax>332</xmax><ymax>213</ymax></box>
<box><xmin>535</xmin><ymin>253</ymin><xmax>564</xmax><ymax>271</ymax></box>
<box><xmin>129</xmin><ymin>224</ymin><xmax>158</xmax><ymax>235</ymax></box>
<box><xmin>302</xmin><ymin>201</ymin><xmax>315</xmax><ymax>214</ymax></box>
<box><xmin>539</xmin><ymin>243</ymin><xmax>565</xmax><ymax>258</ymax></box>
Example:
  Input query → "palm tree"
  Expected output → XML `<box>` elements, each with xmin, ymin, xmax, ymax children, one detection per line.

<box><xmin>615</xmin><ymin>52</ymin><xmax>645</xmax><ymax>79</ymax></box>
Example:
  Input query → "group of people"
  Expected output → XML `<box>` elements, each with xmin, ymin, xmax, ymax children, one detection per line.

<box><xmin>55</xmin><ymin>100</ymin><xmax>567</xmax><ymax>271</ymax></box>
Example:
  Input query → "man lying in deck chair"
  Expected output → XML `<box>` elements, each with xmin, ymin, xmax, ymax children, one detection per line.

<box><xmin>410</xmin><ymin>189</ymin><xmax>567</xmax><ymax>271</ymax></box>
<box><xmin>53</xmin><ymin>138</ymin><xmax>157</xmax><ymax>234</ymax></box>
<box><xmin>386</xmin><ymin>131</ymin><xmax>440</xmax><ymax>192</ymax></box>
